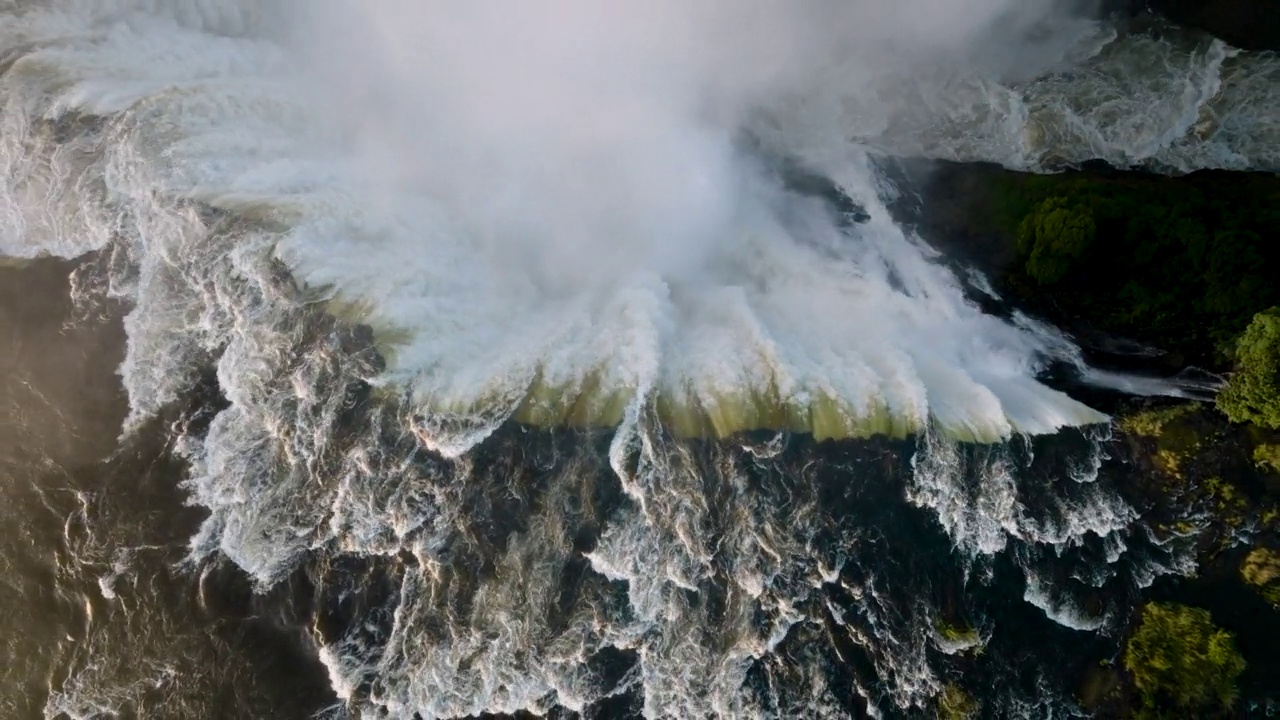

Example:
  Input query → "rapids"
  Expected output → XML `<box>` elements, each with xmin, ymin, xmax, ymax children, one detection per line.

<box><xmin>1</xmin><ymin>0</ymin><xmax>1276</xmax><ymax>717</ymax></box>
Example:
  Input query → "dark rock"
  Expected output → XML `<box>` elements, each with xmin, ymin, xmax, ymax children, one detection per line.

<box><xmin>1077</xmin><ymin>664</ymin><xmax>1124</xmax><ymax>713</ymax></box>
<box><xmin>1116</xmin><ymin>0</ymin><xmax>1280</xmax><ymax>51</ymax></box>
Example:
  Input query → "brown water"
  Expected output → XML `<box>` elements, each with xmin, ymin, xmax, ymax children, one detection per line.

<box><xmin>0</xmin><ymin>258</ymin><xmax>332</xmax><ymax>719</ymax></box>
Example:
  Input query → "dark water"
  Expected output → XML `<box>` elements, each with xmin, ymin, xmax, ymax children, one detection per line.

<box><xmin>4</xmin><ymin>258</ymin><xmax>1279</xmax><ymax>718</ymax></box>
<box><xmin>6</xmin><ymin>201</ymin><xmax>1280</xmax><ymax>717</ymax></box>
<box><xmin>1</xmin><ymin>258</ymin><xmax>333</xmax><ymax>719</ymax></box>
<box><xmin>0</xmin><ymin>261</ymin><xmax>1171</xmax><ymax>717</ymax></box>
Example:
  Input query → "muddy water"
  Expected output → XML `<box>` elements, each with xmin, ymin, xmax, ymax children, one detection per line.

<box><xmin>0</xmin><ymin>258</ymin><xmax>332</xmax><ymax>719</ymax></box>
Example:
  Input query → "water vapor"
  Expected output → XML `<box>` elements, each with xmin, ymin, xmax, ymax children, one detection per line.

<box><xmin>273</xmin><ymin>0</ymin><xmax>1108</xmax><ymax>446</ymax></box>
<box><xmin>1</xmin><ymin>0</ymin><xmax>1265</xmax><ymax>715</ymax></box>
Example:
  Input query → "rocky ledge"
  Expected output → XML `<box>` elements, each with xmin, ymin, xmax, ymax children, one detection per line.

<box><xmin>1116</xmin><ymin>0</ymin><xmax>1280</xmax><ymax>51</ymax></box>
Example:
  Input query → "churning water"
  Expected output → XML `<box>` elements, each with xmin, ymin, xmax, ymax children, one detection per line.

<box><xmin>1</xmin><ymin>1</ymin><xmax>1276</xmax><ymax>717</ymax></box>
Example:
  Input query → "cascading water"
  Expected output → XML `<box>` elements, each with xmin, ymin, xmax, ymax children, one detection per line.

<box><xmin>1</xmin><ymin>0</ymin><xmax>1275</xmax><ymax>717</ymax></box>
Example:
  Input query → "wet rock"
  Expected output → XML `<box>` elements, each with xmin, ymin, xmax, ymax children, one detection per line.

<box><xmin>1118</xmin><ymin>0</ymin><xmax>1280</xmax><ymax>51</ymax></box>
<box><xmin>1076</xmin><ymin>663</ymin><xmax>1123</xmax><ymax>714</ymax></box>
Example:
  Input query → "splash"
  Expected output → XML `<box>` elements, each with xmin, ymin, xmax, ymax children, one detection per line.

<box><xmin>0</xmin><ymin>1</ymin><xmax>1269</xmax><ymax>716</ymax></box>
<box><xmin>5</xmin><ymin>2</ymin><xmax>1277</xmax><ymax>452</ymax></box>
<box><xmin>60</xmin><ymin>0</ymin><xmax>1121</xmax><ymax>448</ymax></box>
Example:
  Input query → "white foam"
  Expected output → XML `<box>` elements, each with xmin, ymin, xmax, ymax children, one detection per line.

<box><xmin>2</xmin><ymin>2</ymin><xmax>1276</xmax><ymax>717</ymax></box>
<box><xmin>1023</xmin><ymin>571</ymin><xmax>1110</xmax><ymax>632</ymax></box>
<box><xmin>6</xmin><ymin>1</ymin><xmax>1272</xmax><ymax>451</ymax></box>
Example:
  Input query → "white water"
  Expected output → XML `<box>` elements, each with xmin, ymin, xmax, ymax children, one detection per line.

<box><xmin>3</xmin><ymin>1</ymin><xmax>1274</xmax><ymax>447</ymax></box>
<box><xmin>1</xmin><ymin>1</ymin><xmax>1273</xmax><ymax>717</ymax></box>
<box><xmin>0</xmin><ymin>0</ymin><xmax>1167</xmax><ymax>451</ymax></box>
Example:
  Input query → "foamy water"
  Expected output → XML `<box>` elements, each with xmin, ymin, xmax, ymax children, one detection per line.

<box><xmin>1</xmin><ymin>0</ymin><xmax>1125</xmax><ymax>449</ymax></box>
<box><xmin>3</xmin><ymin>2</ymin><xmax>1274</xmax><ymax>450</ymax></box>
<box><xmin>1</xmin><ymin>0</ymin><xmax>1274</xmax><ymax>717</ymax></box>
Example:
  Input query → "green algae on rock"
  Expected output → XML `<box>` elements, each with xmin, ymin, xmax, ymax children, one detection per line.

<box><xmin>933</xmin><ymin>617</ymin><xmax>983</xmax><ymax>655</ymax></box>
<box><xmin>333</xmin><ymin>279</ymin><xmax>1109</xmax><ymax>445</ymax></box>
<box><xmin>937</xmin><ymin>683</ymin><xmax>978</xmax><ymax>720</ymax></box>
<box><xmin>420</xmin><ymin>372</ymin><xmax>1104</xmax><ymax>444</ymax></box>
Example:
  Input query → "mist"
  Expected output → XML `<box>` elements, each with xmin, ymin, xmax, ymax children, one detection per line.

<box><xmin>289</xmin><ymin>0</ymin><xmax>1092</xmax><ymax>284</ymax></box>
<box><xmin>0</xmin><ymin>0</ymin><xmax>1114</xmax><ymax>447</ymax></box>
<box><xmin>239</xmin><ymin>0</ymin><xmax>1115</xmax><ymax>446</ymax></box>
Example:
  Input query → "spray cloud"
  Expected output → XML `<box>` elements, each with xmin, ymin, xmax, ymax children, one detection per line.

<box><xmin>247</xmin><ymin>0</ymin><xmax>1114</xmax><ymax>448</ymax></box>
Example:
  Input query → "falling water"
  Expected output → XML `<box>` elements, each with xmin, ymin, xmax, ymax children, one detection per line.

<box><xmin>1</xmin><ymin>0</ymin><xmax>1276</xmax><ymax>717</ymax></box>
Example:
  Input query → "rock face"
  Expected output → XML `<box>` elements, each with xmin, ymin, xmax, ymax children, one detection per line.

<box><xmin>1130</xmin><ymin>0</ymin><xmax>1280</xmax><ymax>51</ymax></box>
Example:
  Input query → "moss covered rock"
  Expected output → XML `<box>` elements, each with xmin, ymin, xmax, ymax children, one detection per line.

<box><xmin>933</xmin><ymin>617</ymin><xmax>983</xmax><ymax>655</ymax></box>
<box><xmin>1123</xmin><ymin>602</ymin><xmax>1245</xmax><ymax>712</ymax></box>
<box><xmin>937</xmin><ymin>683</ymin><xmax>978</xmax><ymax>720</ymax></box>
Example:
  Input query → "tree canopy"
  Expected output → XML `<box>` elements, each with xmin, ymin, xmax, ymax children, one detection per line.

<box><xmin>995</xmin><ymin>172</ymin><xmax>1280</xmax><ymax>365</ymax></box>
<box><xmin>1017</xmin><ymin>196</ymin><xmax>1095</xmax><ymax>285</ymax></box>
<box><xmin>1123</xmin><ymin>602</ymin><xmax>1245</xmax><ymax>712</ymax></box>
<box><xmin>1217</xmin><ymin>307</ymin><xmax>1280</xmax><ymax>428</ymax></box>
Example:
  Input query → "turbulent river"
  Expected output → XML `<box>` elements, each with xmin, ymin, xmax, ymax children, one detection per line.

<box><xmin>1</xmin><ymin>1</ymin><xmax>1278</xmax><ymax>718</ymax></box>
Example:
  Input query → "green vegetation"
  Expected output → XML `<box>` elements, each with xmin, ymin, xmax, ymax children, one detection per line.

<box><xmin>1255</xmin><ymin>443</ymin><xmax>1280</xmax><ymax>473</ymax></box>
<box><xmin>935</xmin><ymin>618</ymin><xmax>980</xmax><ymax>646</ymax></box>
<box><xmin>1118</xmin><ymin>404</ymin><xmax>1197</xmax><ymax>439</ymax></box>
<box><xmin>1017</xmin><ymin>197</ymin><xmax>1096</xmax><ymax>285</ymax></box>
<box><xmin>1123</xmin><ymin>602</ymin><xmax>1245</xmax><ymax>712</ymax></box>
<box><xmin>1217</xmin><ymin>307</ymin><xmax>1280</xmax><ymax>429</ymax></box>
<box><xmin>1203</xmin><ymin>476</ymin><xmax>1250</xmax><ymax>528</ymax></box>
<box><xmin>995</xmin><ymin>173</ymin><xmax>1280</xmax><ymax>365</ymax></box>
<box><xmin>938</xmin><ymin>683</ymin><xmax>978</xmax><ymax>720</ymax></box>
<box><xmin>943</xmin><ymin>168</ymin><xmax>1280</xmax><ymax>716</ymax></box>
<box><xmin>1117</xmin><ymin>404</ymin><xmax>1201</xmax><ymax>477</ymax></box>
<box><xmin>1265</xmin><ymin>508</ymin><xmax>1280</xmax><ymax>527</ymax></box>
<box><xmin>1202</xmin><ymin>476</ymin><xmax>1239</xmax><ymax>504</ymax></box>
<box><xmin>1242</xmin><ymin>547</ymin><xmax>1280</xmax><ymax>607</ymax></box>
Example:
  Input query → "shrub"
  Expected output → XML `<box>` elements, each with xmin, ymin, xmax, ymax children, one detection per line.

<box><xmin>1217</xmin><ymin>307</ymin><xmax>1280</xmax><ymax>428</ymax></box>
<box><xmin>1123</xmin><ymin>602</ymin><xmax>1245</xmax><ymax>711</ymax></box>
<box><xmin>1118</xmin><ymin>404</ymin><xmax>1197</xmax><ymax>439</ymax></box>
<box><xmin>1117</xmin><ymin>404</ymin><xmax>1201</xmax><ymax>477</ymax></box>
<box><xmin>1255</xmin><ymin>443</ymin><xmax>1280</xmax><ymax>473</ymax></box>
<box><xmin>1017</xmin><ymin>197</ymin><xmax>1096</xmax><ymax>285</ymax></box>
<box><xmin>1242</xmin><ymin>547</ymin><xmax>1280</xmax><ymax>607</ymax></box>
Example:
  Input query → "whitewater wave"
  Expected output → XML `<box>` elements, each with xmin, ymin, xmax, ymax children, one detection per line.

<box><xmin>0</xmin><ymin>0</ymin><xmax>1126</xmax><ymax>448</ymax></box>
<box><xmin>0</xmin><ymin>0</ymin><xmax>1266</xmax><ymax>717</ymax></box>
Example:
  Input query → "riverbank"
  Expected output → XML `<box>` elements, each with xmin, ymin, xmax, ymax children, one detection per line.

<box><xmin>909</xmin><ymin>160</ymin><xmax>1280</xmax><ymax>369</ymax></box>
